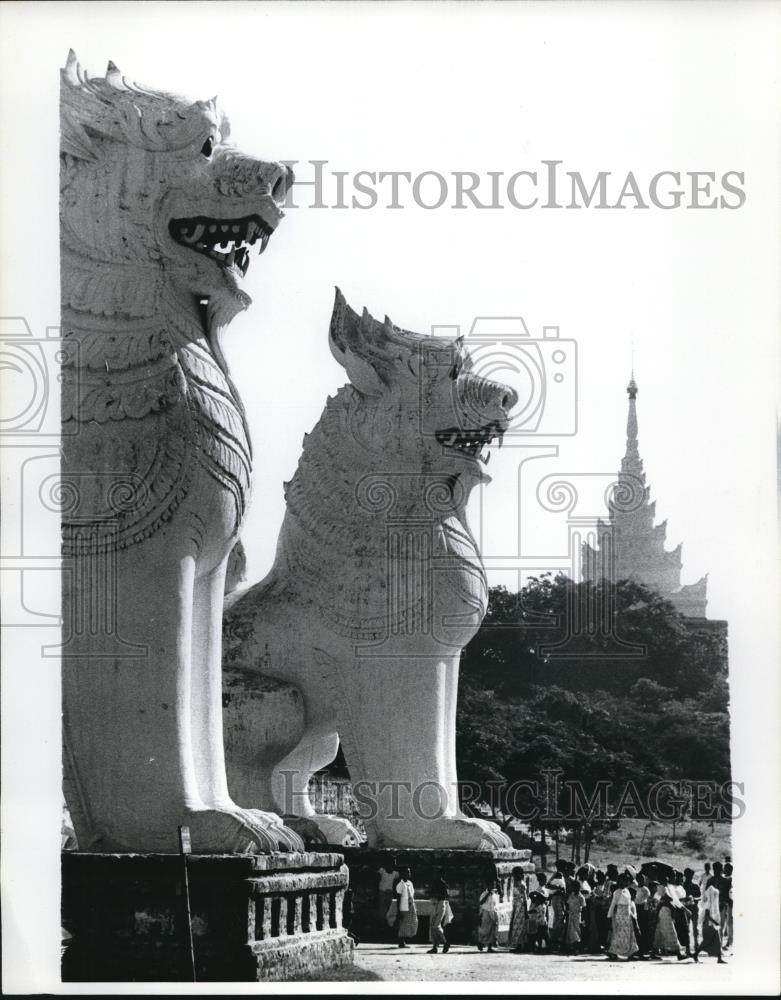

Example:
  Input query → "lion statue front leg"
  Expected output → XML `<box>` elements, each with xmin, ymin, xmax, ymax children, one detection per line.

<box><xmin>189</xmin><ymin>558</ymin><xmax>304</xmax><ymax>852</ymax></box>
<box><xmin>63</xmin><ymin>535</ymin><xmax>302</xmax><ymax>854</ymax></box>
<box><xmin>322</xmin><ymin>653</ymin><xmax>511</xmax><ymax>850</ymax></box>
<box><xmin>270</xmin><ymin>724</ymin><xmax>363</xmax><ymax>847</ymax></box>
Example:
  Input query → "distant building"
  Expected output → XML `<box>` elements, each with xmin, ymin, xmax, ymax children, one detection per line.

<box><xmin>582</xmin><ymin>375</ymin><xmax>708</xmax><ymax>618</ymax></box>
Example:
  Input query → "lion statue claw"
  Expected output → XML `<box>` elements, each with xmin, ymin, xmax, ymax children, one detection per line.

<box><xmin>284</xmin><ymin>815</ymin><xmax>363</xmax><ymax>848</ymax></box>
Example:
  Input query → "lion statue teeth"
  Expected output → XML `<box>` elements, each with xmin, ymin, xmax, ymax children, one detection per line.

<box><xmin>60</xmin><ymin>52</ymin><xmax>303</xmax><ymax>853</ymax></box>
<box><xmin>223</xmin><ymin>290</ymin><xmax>517</xmax><ymax>850</ymax></box>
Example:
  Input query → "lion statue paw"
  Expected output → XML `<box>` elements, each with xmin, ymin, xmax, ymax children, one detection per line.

<box><xmin>381</xmin><ymin>816</ymin><xmax>512</xmax><ymax>851</ymax></box>
<box><xmin>240</xmin><ymin>809</ymin><xmax>305</xmax><ymax>852</ymax></box>
<box><xmin>282</xmin><ymin>815</ymin><xmax>363</xmax><ymax>848</ymax></box>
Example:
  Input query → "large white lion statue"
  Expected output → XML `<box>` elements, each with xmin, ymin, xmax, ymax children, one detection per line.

<box><xmin>223</xmin><ymin>291</ymin><xmax>517</xmax><ymax>849</ymax></box>
<box><xmin>60</xmin><ymin>53</ymin><xmax>303</xmax><ymax>853</ymax></box>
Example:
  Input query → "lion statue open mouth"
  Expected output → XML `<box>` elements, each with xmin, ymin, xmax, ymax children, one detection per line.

<box><xmin>223</xmin><ymin>290</ymin><xmax>518</xmax><ymax>850</ymax></box>
<box><xmin>169</xmin><ymin>213</ymin><xmax>274</xmax><ymax>278</ymax></box>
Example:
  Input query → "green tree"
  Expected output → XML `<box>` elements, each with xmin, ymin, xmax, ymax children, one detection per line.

<box><xmin>455</xmin><ymin>576</ymin><xmax>730</xmax><ymax>832</ymax></box>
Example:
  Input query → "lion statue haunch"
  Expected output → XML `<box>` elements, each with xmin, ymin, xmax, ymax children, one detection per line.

<box><xmin>223</xmin><ymin>291</ymin><xmax>517</xmax><ymax>850</ymax></box>
<box><xmin>60</xmin><ymin>52</ymin><xmax>303</xmax><ymax>853</ymax></box>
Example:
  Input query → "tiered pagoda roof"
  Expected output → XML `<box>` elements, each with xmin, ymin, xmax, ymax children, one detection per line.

<box><xmin>582</xmin><ymin>375</ymin><xmax>708</xmax><ymax>618</ymax></box>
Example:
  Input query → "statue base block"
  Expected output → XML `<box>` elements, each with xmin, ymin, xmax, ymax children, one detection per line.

<box><xmin>341</xmin><ymin>847</ymin><xmax>534</xmax><ymax>945</ymax></box>
<box><xmin>62</xmin><ymin>851</ymin><xmax>354</xmax><ymax>982</ymax></box>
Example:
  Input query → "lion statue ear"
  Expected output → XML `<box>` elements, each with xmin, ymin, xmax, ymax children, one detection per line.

<box><xmin>60</xmin><ymin>49</ymin><xmax>223</xmax><ymax>159</ymax></box>
<box><xmin>328</xmin><ymin>288</ymin><xmax>386</xmax><ymax>397</ymax></box>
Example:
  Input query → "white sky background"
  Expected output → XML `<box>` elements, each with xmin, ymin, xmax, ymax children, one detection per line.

<box><xmin>18</xmin><ymin>0</ymin><xmax>777</xmax><ymax>621</ymax></box>
<box><xmin>3</xmin><ymin>1</ymin><xmax>779</xmax><ymax>617</ymax></box>
<box><xmin>1</xmin><ymin>1</ymin><xmax>779</xmax><ymax>994</ymax></box>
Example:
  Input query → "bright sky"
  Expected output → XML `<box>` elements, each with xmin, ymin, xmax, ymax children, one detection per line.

<box><xmin>9</xmin><ymin>0</ymin><xmax>776</xmax><ymax>622</ymax></box>
<box><xmin>1</xmin><ymin>0</ymin><xmax>779</xmax><ymax>624</ymax></box>
<box><xmin>1</xmin><ymin>3</ymin><xmax>779</xmax><ymax>992</ymax></box>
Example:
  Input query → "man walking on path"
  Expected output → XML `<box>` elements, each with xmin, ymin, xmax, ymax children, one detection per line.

<box><xmin>427</xmin><ymin>870</ymin><xmax>453</xmax><ymax>954</ymax></box>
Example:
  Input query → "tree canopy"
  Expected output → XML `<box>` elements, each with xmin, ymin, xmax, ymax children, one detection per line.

<box><xmin>456</xmin><ymin>576</ymin><xmax>730</xmax><ymax>828</ymax></box>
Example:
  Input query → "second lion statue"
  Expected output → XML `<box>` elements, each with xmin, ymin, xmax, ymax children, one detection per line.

<box><xmin>223</xmin><ymin>291</ymin><xmax>517</xmax><ymax>849</ymax></box>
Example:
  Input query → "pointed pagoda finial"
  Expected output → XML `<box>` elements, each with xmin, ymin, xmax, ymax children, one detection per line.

<box><xmin>622</xmin><ymin>370</ymin><xmax>641</xmax><ymax>473</ymax></box>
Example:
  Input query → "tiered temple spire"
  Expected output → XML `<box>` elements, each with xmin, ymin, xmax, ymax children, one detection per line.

<box><xmin>581</xmin><ymin>375</ymin><xmax>708</xmax><ymax>618</ymax></box>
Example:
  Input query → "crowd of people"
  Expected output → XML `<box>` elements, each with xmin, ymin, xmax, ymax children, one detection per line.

<box><xmin>374</xmin><ymin>857</ymin><xmax>733</xmax><ymax>964</ymax></box>
<box><xmin>506</xmin><ymin>858</ymin><xmax>733</xmax><ymax>963</ymax></box>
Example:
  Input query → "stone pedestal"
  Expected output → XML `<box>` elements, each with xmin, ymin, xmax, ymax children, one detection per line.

<box><xmin>341</xmin><ymin>847</ymin><xmax>534</xmax><ymax>945</ymax></box>
<box><xmin>62</xmin><ymin>852</ymin><xmax>353</xmax><ymax>982</ymax></box>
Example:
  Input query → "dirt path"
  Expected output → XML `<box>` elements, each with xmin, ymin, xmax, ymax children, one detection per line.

<box><xmin>307</xmin><ymin>943</ymin><xmax>734</xmax><ymax>984</ymax></box>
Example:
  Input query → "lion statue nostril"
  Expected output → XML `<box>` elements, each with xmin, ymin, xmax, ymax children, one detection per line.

<box><xmin>273</xmin><ymin>178</ymin><xmax>285</xmax><ymax>201</ymax></box>
<box><xmin>271</xmin><ymin>165</ymin><xmax>294</xmax><ymax>202</ymax></box>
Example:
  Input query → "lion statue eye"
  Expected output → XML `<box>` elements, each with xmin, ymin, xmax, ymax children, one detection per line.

<box><xmin>200</xmin><ymin>136</ymin><xmax>214</xmax><ymax>158</ymax></box>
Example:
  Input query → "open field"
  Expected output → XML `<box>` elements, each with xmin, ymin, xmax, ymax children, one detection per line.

<box><xmin>562</xmin><ymin>817</ymin><xmax>732</xmax><ymax>874</ymax></box>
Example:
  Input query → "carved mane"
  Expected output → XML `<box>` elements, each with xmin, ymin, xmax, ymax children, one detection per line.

<box><xmin>60</xmin><ymin>53</ymin><xmax>253</xmax><ymax>556</ymax></box>
<box><xmin>264</xmin><ymin>345</ymin><xmax>488</xmax><ymax>642</ymax></box>
<box><xmin>60</xmin><ymin>49</ymin><xmax>226</xmax><ymax>160</ymax></box>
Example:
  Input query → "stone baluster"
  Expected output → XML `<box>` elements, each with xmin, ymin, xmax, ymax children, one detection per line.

<box><xmin>332</xmin><ymin>888</ymin><xmax>344</xmax><ymax>930</ymax></box>
<box><xmin>300</xmin><ymin>893</ymin><xmax>310</xmax><ymax>934</ymax></box>
<box><xmin>254</xmin><ymin>897</ymin><xmax>270</xmax><ymax>941</ymax></box>
<box><xmin>277</xmin><ymin>897</ymin><xmax>288</xmax><ymax>936</ymax></box>
<box><xmin>289</xmin><ymin>894</ymin><xmax>302</xmax><ymax>935</ymax></box>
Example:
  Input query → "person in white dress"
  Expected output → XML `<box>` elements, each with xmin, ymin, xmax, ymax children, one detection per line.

<box><xmin>377</xmin><ymin>858</ymin><xmax>399</xmax><ymax>922</ymax></box>
<box><xmin>477</xmin><ymin>881</ymin><xmax>501</xmax><ymax>952</ymax></box>
<box><xmin>395</xmin><ymin>867</ymin><xmax>418</xmax><ymax>947</ymax></box>
<box><xmin>606</xmin><ymin>874</ymin><xmax>639</xmax><ymax>960</ymax></box>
